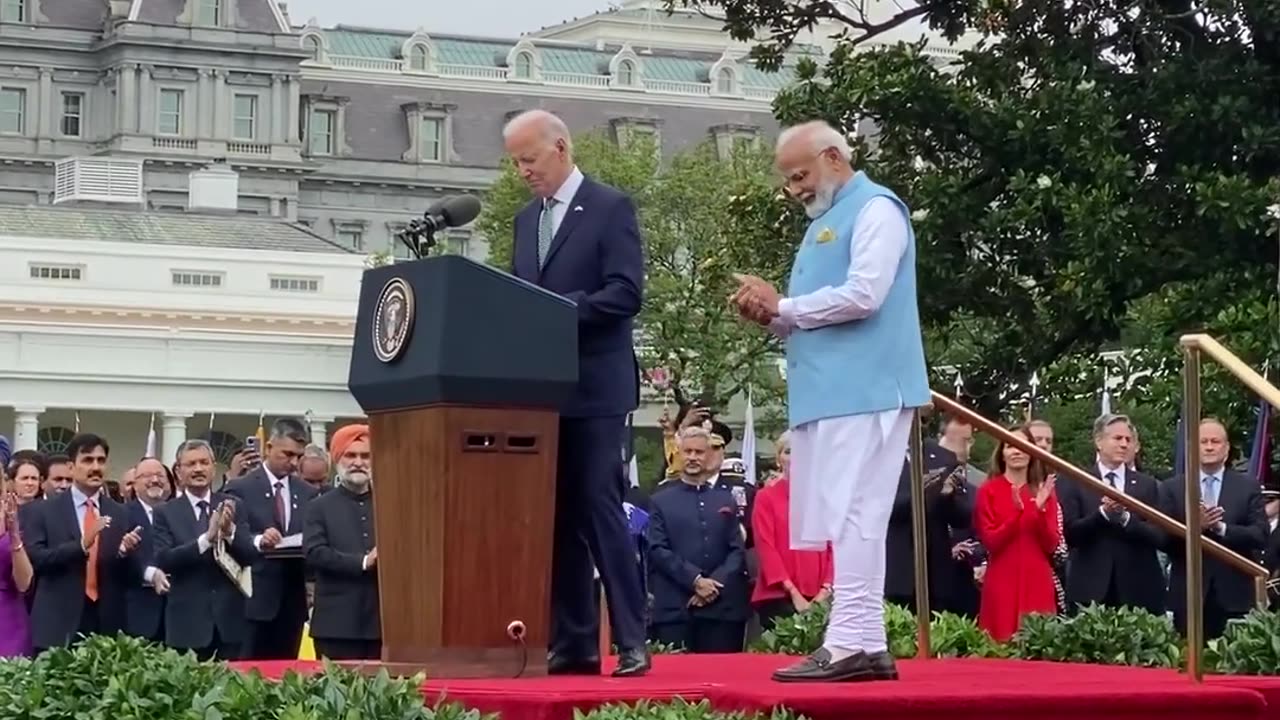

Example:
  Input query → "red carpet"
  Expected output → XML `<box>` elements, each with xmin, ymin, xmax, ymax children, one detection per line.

<box><xmin>231</xmin><ymin>654</ymin><xmax>1280</xmax><ymax>720</ymax></box>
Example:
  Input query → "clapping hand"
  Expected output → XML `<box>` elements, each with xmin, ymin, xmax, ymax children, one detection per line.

<box><xmin>1034</xmin><ymin>476</ymin><xmax>1056</xmax><ymax>510</ymax></box>
<box><xmin>729</xmin><ymin>274</ymin><xmax>781</xmax><ymax>326</ymax></box>
<box><xmin>1</xmin><ymin>492</ymin><xmax>18</xmax><ymax>536</ymax></box>
<box><xmin>118</xmin><ymin>526</ymin><xmax>144</xmax><ymax>556</ymax></box>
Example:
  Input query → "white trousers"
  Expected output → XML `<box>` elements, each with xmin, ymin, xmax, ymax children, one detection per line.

<box><xmin>789</xmin><ymin>409</ymin><xmax>913</xmax><ymax>653</ymax></box>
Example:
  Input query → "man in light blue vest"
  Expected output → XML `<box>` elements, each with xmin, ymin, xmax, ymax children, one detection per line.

<box><xmin>732</xmin><ymin>120</ymin><xmax>930</xmax><ymax>682</ymax></box>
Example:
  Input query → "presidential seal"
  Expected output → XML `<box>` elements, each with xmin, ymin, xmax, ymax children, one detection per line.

<box><xmin>372</xmin><ymin>277</ymin><xmax>414</xmax><ymax>363</ymax></box>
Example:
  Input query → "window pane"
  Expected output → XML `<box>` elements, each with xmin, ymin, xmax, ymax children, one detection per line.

<box><xmin>308</xmin><ymin>109</ymin><xmax>334</xmax><ymax>155</ymax></box>
<box><xmin>421</xmin><ymin>117</ymin><xmax>442</xmax><ymax>161</ymax></box>
<box><xmin>0</xmin><ymin>88</ymin><xmax>24</xmax><ymax>134</ymax></box>
<box><xmin>197</xmin><ymin>0</ymin><xmax>220</xmax><ymax>25</ymax></box>
<box><xmin>233</xmin><ymin>94</ymin><xmax>256</xmax><ymax>140</ymax></box>
<box><xmin>158</xmin><ymin>90</ymin><xmax>183</xmax><ymax>135</ymax></box>
<box><xmin>1</xmin><ymin>0</ymin><xmax>26</xmax><ymax>23</ymax></box>
<box><xmin>60</xmin><ymin>93</ymin><xmax>83</xmax><ymax>137</ymax></box>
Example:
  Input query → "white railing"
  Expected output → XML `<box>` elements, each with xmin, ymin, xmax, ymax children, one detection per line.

<box><xmin>153</xmin><ymin>137</ymin><xmax>197</xmax><ymax>151</ymax></box>
<box><xmin>227</xmin><ymin>142</ymin><xmax>271</xmax><ymax>156</ymax></box>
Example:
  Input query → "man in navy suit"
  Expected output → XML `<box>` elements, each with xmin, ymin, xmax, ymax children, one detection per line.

<box><xmin>123</xmin><ymin>456</ymin><xmax>172</xmax><ymax>642</ymax></box>
<box><xmin>504</xmin><ymin>109</ymin><xmax>649</xmax><ymax>677</ymax></box>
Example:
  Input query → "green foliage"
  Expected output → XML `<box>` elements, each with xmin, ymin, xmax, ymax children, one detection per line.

<box><xmin>0</xmin><ymin>634</ymin><xmax>475</xmax><ymax>720</ymax></box>
<box><xmin>1010</xmin><ymin>604</ymin><xmax>1183</xmax><ymax>669</ymax></box>
<box><xmin>1206</xmin><ymin>609</ymin><xmax>1280</xmax><ymax>675</ymax></box>
<box><xmin>576</xmin><ymin>699</ymin><xmax>808</xmax><ymax>720</ymax></box>
<box><xmin>475</xmin><ymin>134</ymin><xmax>804</xmax><ymax>411</ymax></box>
<box><xmin>668</xmin><ymin>0</ymin><xmax>1280</xmax><ymax>419</ymax></box>
<box><xmin>750</xmin><ymin>602</ymin><xmax>1002</xmax><ymax>659</ymax></box>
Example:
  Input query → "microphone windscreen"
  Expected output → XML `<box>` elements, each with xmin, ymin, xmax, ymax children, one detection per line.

<box><xmin>440</xmin><ymin>195</ymin><xmax>482</xmax><ymax>227</ymax></box>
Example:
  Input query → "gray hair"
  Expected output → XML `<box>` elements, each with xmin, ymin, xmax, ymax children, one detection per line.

<box><xmin>777</xmin><ymin>120</ymin><xmax>853</xmax><ymax>162</ymax></box>
<box><xmin>503</xmin><ymin>110</ymin><xmax>573</xmax><ymax>153</ymax></box>
<box><xmin>174</xmin><ymin>438</ymin><xmax>215</xmax><ymax>464</ymax></box>
<box><xmin>269</xmin><ymin>417</ymin><xmax>309</xmax><ymax>445</ymax></box>
<box><xmin>299</xmin><ymin>444</ymin><xmax>330</xmax><ymax>471</ymax></box>
<box><xmin>1092</xmin><ymin>413</ymin><xmax>1134</xmax><ymax>438</ymax></box>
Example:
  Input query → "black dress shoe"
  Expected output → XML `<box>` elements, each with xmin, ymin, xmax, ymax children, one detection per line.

<box><xmin>547</xmin><ymin>653</ymin><xmax>602</xmax><ymax>675</ymax></box>
<box><xmin>771</xmin><ymin>648</ymin><xmax>898</xmax><ymax>683</ymax></box>
<box><xmin>611</xmin><ymin>647</ymin><xmax>651</xmax><ymax>677</ymax></box>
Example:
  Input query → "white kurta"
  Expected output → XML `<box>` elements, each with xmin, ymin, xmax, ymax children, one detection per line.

<box><xmin>768</xmin><ymin>195</ymin><xmax>915</xmax><ymax>654</ymax></box>
<box><xmin>769</xmin><ymin>196</ymin><xmax>912</xmax><ymax>547</ymax></box>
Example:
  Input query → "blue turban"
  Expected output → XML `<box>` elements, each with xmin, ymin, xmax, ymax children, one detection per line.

<box><xmin>0</xmin><ymin>435</ymin><xmax>10</xmax><ymax>470</ymax></box>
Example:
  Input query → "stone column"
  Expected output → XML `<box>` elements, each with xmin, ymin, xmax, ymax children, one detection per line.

<box><xmin>197</xmin><ymin>69</ymin><xmax>214</xmax><ymax>138</ymax></box>
<box><xmin>213</xmin><ymin>69</ymin><xmax>228</xmax><ymax>138</ymax></box>
<box><xmin>13</xmin><ymin>407</ymin><xmax>43</xmax><ymax>451</ymax></box>
<box><xmin>308</xmin><ymin>417</ymin><xmax>332</xmax><ymax>449</ymax></box>
<box><xmin>271</xmin><ymin>74</ymin><xmax>285</xmax><ymax>144</ymax></box>
<box><xmin>120</xmin><ymin>63</ymin><xmax>137</xmax><ymax>133</ymax></box>
<box><xmin>137</xmin><ymin>64</ymin><xmax>154</xmax><ymax>134</ymax></box>
<box><xmin>37</xmin><ymin>68</ymin><xmax>53</xmax><ymax>137</ymax></box>
<box><xmin>286</xmin><ymin>76</ymin><xmax>300</xmax><ymax>144</ymax></box>
<box><xmin>161</xmin><ymin>413</ymin><xmax>192</xmax><ymax>464</ymax></box>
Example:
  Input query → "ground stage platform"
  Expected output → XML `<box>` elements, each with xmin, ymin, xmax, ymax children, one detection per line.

<box><xmin>231</xmin><ymin>654</ymin><xmax>1280</xmax><ymax>720</ymax></box>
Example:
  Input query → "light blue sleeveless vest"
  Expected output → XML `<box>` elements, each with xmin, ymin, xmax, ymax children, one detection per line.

<box><xmin>784</xmin><ymin>172</ymin><xmax>930</xmax><ymax>428</ymax></box>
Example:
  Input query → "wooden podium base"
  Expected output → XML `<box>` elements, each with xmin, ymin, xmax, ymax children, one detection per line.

<box><xmin>337</xmin><ymin>645</ymin><xmax>548</xmax><ymax>679</ymax></box>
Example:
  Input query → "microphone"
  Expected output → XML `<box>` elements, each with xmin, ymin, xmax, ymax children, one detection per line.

<box><xmin>395</xmin><ymin>195</ymin><xmax>483</xmax><ymax>259</ymax></box>
<box><xmin>422</xmin><ymin>195</ymin><xmax>482</xmax><ymax>234</ymax></box>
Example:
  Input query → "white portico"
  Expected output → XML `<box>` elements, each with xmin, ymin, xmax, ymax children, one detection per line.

<box><xmin>0</xmin><ymin>173</ymin><xmax>367</xmax><ymax>474</ymax></box>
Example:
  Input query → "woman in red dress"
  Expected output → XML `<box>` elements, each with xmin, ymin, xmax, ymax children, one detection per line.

<box><xmin>974</xmin><ymin>425</ymin><xmax>1060</xmax><ymax>642</ymax></box>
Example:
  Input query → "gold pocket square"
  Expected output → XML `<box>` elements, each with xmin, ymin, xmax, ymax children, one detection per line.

<box><xmin>816</xmin><ymin>228</ymin><xmax>835</xmax><ymax>243</ymax></box>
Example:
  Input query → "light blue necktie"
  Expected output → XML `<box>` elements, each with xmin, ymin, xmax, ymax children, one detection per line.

<box><xmin>537</xmin><ymin>198</ymin><xmax>558</xmax><ymax>269</ymax></box>
<box><xmin>1202</xmin><ymin>475</ymin><xmax>1219</xmax><ymax>506</ymax></box>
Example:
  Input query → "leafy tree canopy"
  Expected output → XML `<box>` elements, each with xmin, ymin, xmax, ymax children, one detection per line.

<box><xmin>476</xmin><ymin>133</ymin><xmax>805</xmax><ymax>418</ymax></box>
<box><xmin>665</xmin><ymin>0</ymin><xmax>1280</xmax><ymax>445</ymax></box>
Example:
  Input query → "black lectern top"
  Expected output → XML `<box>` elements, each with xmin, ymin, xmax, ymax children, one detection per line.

<box><xmin>348</xmin><ymin>255</ymin><xmax>579</xmax><ymax>413</ymax></box>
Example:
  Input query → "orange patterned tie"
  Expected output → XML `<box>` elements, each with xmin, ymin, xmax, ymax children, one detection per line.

<box><xmin>84</xmin><ymin>499</ymin><xmax>99</xmax><ymax>602</ymax></box>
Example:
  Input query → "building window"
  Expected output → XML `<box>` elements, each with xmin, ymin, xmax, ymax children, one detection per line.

<box><xmin>307</xmin><ymin>108</ymin><xmax>334</xmax><ymax>155</ymax></box>
<box><xmin>269</xmin><ymin>275</ymin><xmax>321</xmax><ymax>293</ymax></box>
<box><xmin>232</xmin><ymin>94</ymin><xmax>257</xmax><ymax>140</ymax></box>
<box><xmin>335</xmin><ymin>228</ymin><xmax>363</xmax><ymax>250</ymax></box>
<box><xmin>445</xmin><ymin>229</ymin><xmax>470</xmax><ymax>257</ymax></box>
<box><xmin>196</xmin><ymin>0</ymin><xmax>221</xmax><ymax>25</ymax></box>
<box><xmin>37</xmin><ymin>427</ymin><xmax>75</xmax><ymax>455</ymax></box>
<box><xmin>158</xmin><ymin>89</ymin><xmax>183</xmax><ymax>135</ymax></box>
<box><xmin>513</xmin><ymin>52</ymin><xmax>533</xmax><ymax>79</ymax></box>
<box><xmin>0</xmin><ymin>0</ymin><xmax>26</xmax><ymax>23</ymax></box>
<box><xmin>172</xmin><ymin>270</ymin><xmax>224</xmax><ymax>288</ymax></box>
<box><xmin>29</xmin><ymin>263</ymin><xmax>82</xmax><ymax>281</ymax></box>
<box><xmin>0</xmin><ymin>88</ymin><xmax>25</xmax><ymax>134</ymax></box>
<box><xmin>303</xmin><ymin>35</ymin><xmax>322</xmax><ymax>61</ymax></box>
<box><xmin>60</xmin><ymin>92</ymin><xmax>83</xmax><ymax>137</ymax></box>
<box><xmin>421</xmin><ymin>117</ymin><xmax>442</xmax><ymax>162</ymax></box>
<box><xmin>616</xmin><ymin>60</ymin><xmax>635</xmax><ymax>86</ymax></box>
<box><xmin>409</xmin><ymin>44</ymin><xmax>428</xmax><ymax>71</ymax></box>
<box><xmin>716</xmin><ymin>69</ymin><xmax>734</xmax><ymax>94</ymax></box>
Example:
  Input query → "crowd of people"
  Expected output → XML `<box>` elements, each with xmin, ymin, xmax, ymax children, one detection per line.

<box><xmin>634</xmin><ymin>408</ymin><xmax>1280</xmax><ymax>651</ymax></box>
<box><xmin>0</xmin><ymin>418</ymin><xmax>378</xmax><ymax>662</ymax></box>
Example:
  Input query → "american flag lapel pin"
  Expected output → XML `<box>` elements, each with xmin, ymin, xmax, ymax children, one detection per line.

<box><xmin>573</xmin><ymin>205</ymin><xmax>584</xmax><ymax>212</ymax></box>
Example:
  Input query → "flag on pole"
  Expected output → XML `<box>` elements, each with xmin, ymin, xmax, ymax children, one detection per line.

<box><xmin>1100</xmin><ymin>387</ymin><xmax>1112</xmax><ymax>416</ymax></box>
<box><xmin>1248</xmin><ymin>398</ymin><xmax>1271</xmax><ymax>486</ymax></box>
<box><xmin>74</xmin><ymin>412</ymin><xmax>81</xmax><ymax>433</ymax></box>
<box><xmin>144</xmin><ymin>413</ymin><xmax>157</xmax><ymax>459</ymax></box>
<box><xmin>208</xmin><ymin>412</ymin><xmax>216</xmax><ymax>432</ymax></box>
<box><xmin>741</xmin><ymin>389</ymin><xmax>757</xmax><ymax>486</ymax></box>
<box><xmin>255</xmin><ymin>411</ymin><xmax>266</xmax><ymax>448</ymax></box>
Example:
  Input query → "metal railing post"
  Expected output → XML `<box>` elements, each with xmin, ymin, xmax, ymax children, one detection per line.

<box><xmin>1182</xmin><ymin>346</ymin><xmax>1204</xmax><ymax>683</ymax></box>
<box><xmin>908</xmin><ymin>409</ymin><xmax>931</xmax><ymax>659</ymax></box>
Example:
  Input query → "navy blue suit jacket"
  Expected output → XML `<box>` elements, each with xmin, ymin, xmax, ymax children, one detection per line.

<box><xmin>123</xmin><ymin>499</ymin><xmax>164</xmax><ymax>639</ymax></box>
<box><xmin>646</xmin><ymin>482</ymin><xmax>749</xmax><ymax>624</ymax></box>
<box><xmin>512</xmin><ymin>175</ymin><xmax>644</xmax><ymax>418</ymax></box>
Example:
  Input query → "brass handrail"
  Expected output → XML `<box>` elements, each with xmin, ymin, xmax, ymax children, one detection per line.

<box><xmin>908</xmin><ymin>393</ymin><xmax>1268</xmax><ymax>675</ymax></box>
<box><xmin>1179</xmin><ymin>333</ymin><xmax>1280</xmax><ymax>681</ymax></box>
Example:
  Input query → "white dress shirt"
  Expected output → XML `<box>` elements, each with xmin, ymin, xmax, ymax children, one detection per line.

<box><xmin>184</xmin><ymin>490</ymin><xmax>220</xmax><ymax>556</ymax></box>
<box><xmin>254</xmin><ymin>465</ymin><xmax>292</xmax><ymax>550</ymax></box>
<box><xmin>1097</xmin><ymin>460</ymin><xmax>1131</xmax><ymax>525</ymax></box>
<box><xmin>545</xmin><ymin>166</ymin><xmax>585</xmax><ymax>236</ymax></box>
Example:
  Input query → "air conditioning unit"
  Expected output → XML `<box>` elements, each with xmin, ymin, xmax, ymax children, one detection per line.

<box><xmin>53</xmin><ymin>157</ymin><xmax>144</xmax><ymax>205</ymax></box>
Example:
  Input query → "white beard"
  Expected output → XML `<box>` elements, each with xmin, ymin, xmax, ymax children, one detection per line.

<box><xmin>803</xmin><ymin>181</ymin><xmax>838</xmax><ymax>219</ymax></box>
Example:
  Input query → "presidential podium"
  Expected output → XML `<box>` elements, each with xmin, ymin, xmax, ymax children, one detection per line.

<box><xmin>347</xmin><ymin>255</ymin><xmax>577</xmax><ymax>677</ymax></box>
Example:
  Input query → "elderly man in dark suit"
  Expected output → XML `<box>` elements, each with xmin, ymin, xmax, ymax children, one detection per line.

<box><xmin>1058</xmin><ymin>413</ymin><xmax>1166</xmax><ymax>615</ymax></box>
<box><xmin>504</xmin><ymin>109</ymin><xmax>649</xmax><ymax>677</ymax></box>
<box><xmin>153</xmin><ymin>439</ymin><xmax>257</xmax><ymax>660</ymax></box>
<box><xmin>224</xmin><ymin>417</ymin><xmax>318</xmax><ymax>659</ymax></box>
<box><xmin>123</xmin><ymin>456</ymin><xmax>172</xmax><ymax>642</ymax></box>
<box><xmin>24</xmin><ymin>433</ymin><xmax>139</xmax><ymax>652</ymax></box>
<box><xmin>1159</xmin><ymin>417</ymin><xmax>1268</xmax><ymax>638</ymax></box>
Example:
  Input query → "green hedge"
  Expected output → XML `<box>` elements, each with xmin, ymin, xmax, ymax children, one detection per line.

<box><xmin>749</xmin><ymin>600</ymin><xmax>1280</xmax><ymax>674</ymax></box>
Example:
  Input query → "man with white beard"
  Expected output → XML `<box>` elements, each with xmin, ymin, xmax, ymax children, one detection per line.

<box><xmin>302</xmin><ymin>424</ymin><xmax>380</xmax><ymax>660</ymax></box>
<box><xmin>732</xmin><ymin>120</ymin><xmax>930</xmax><ymax>682</ymax></box>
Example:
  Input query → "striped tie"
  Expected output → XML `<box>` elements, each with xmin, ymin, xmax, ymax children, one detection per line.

<box><xmin>537</xmin><ymin>198</ymin><xmax>558</xmax><ymax>269</ymax></box>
